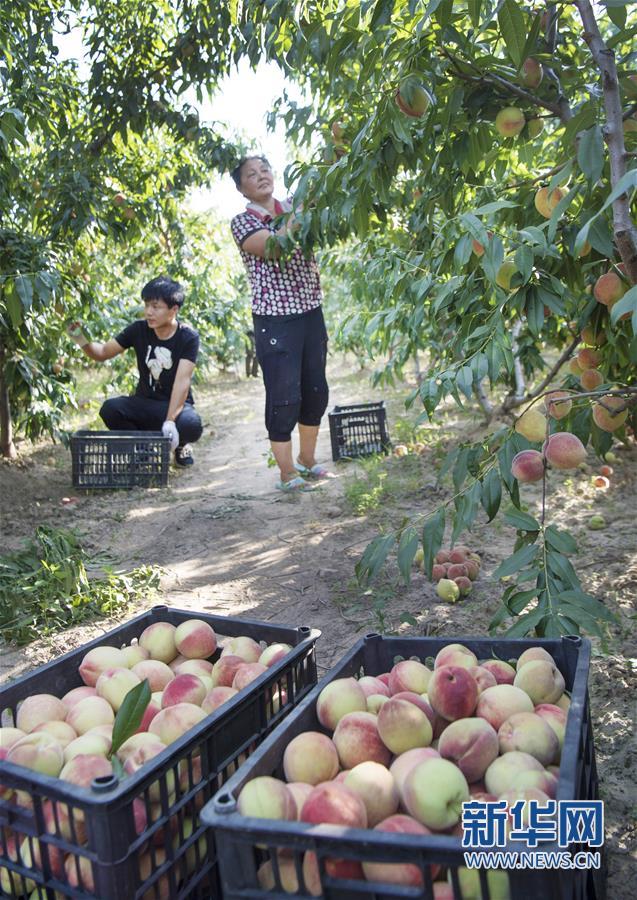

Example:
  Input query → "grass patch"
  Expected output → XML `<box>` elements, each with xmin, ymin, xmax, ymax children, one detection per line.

<box><xmin>0</xmin><ymin>526</ymin><xmax>160</xmax><ymax>646</ymax></box>
<box><xmin>342</xmin><ymin>453</ymin><xmax>424</xmax><ymax>516</ymax></box>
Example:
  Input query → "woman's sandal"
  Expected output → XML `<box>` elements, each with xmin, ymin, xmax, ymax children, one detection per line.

<box><xmin>276</xmin><ymin>475</ymin><xmax>319</xmax><ymax>493</ymax></box>
<box><xmin>294</xmin><ymin>461</ymin><xmax>334</xmax><ymax>480</ymax></box>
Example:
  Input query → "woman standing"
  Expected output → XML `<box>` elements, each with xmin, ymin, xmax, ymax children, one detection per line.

<box><xmin>231</xmin><ymin>156</ymin><xmax>331</xmax><ymax>492</ymax></box>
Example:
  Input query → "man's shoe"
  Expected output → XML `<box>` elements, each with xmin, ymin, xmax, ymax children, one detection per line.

<box><xmin>175</xmin><ymin>444</ymin><xmax>194</xmax><ymax>467</ymax></box>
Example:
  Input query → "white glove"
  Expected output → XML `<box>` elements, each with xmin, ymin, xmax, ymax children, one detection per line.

<box><xmin>66</xmin><ymin>321</ymin><xmax>89</xmax><ymax>347</ymax></box>
<box><xmin>162</xmin><ymin>420</ymin><xmax>179</xmax><ymax>450</ymax></box>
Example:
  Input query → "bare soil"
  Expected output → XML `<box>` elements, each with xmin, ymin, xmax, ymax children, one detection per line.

<box><xmin>0</xmin><ymin>356</ymin><xmax>635</xmax><ymax>897</ymax></box>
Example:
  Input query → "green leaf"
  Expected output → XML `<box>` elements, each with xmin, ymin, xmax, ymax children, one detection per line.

<box><xmin>577</xmin><ymin>126</ymin><xmax>604</xmax><ymax>184</ymax></box>
<box><xmin>397</xmin><ymin>526</ymin><xmax>419</xmax><ymax>585</ymax></box>
<box><xmin>506</xmin><ymin>588</ymin><xmax>539</xmax><ymax>615</ymax></box>
<box><xmin>481</xmin><ymin>468</ymin><xmax>502</xmax><ymax>522</ymax></box>
<box><xmin>544</xmin><ymin>525</ymin><xmax>577</xmax><ymax>555</ymax></box>
<box><xmin>556</xmin><ymin>590</ymin><xmax>617</xmax><ymax>623</ymax></box>
<box><xmin>503</xmin><ymin>507</ymin><xmax>538</xmax><ymax>534</ymax></box>
<box><xmin>498</xmin><ymin>0</ymin><xmax>527</xmax><ymax>67</ymax></box>
<box><xmin>3</xmin><ymin>281</ymin><xmax>23</xmax><ymax>328</ymax></box>
<box><xmin>493</xmin><ymin>542</ymin><xmax>538</xmax><ymax>579</ymax></box>
<box><xmin>610</xmin><ymin>284</ymin><xmax>637</xmax><ymax>331</ymax></box>
<box><xmin>110</xmin><ymin>678</ymin><xmax>152</xmax><ymax>758</ymax></box>
<box><xmin>467</xmin><ymin>0</ymin><xmax>482</xmax><ymax>27</ymax></box>
<box><xmin>504</xmin><ymin>607</ymin><xmax>547</xmax><ymax>638</ymax></box>
<box><xmin>422</xmin><ymin>507</ymin><xmax>445</xmax><ymax>578</ymax></box>
<box><xmin>14</xmin><ymin>275</ymin><xmax>33</xmax><ymax>311</ymax></box>
<box><xmin>356</xmin><ymin>533</ymin><xmax>396</xmax><ymax>584</ymax></box>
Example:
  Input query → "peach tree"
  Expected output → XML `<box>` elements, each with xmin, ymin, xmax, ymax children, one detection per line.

<box><xmin>234</xmin><ymin>0</ymin><xmax>637</xmax><ymax>637</ymax></box>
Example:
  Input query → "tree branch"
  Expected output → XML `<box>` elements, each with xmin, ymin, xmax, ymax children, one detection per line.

<box><xmin>501</xmin><ymin>335</ymin><xmax>581</xmax><ymax>413</ymax></box>
<box><xmin>473</xmin><ymin>379</ymin><xmax>494</xmax><ymax>423</ymax></box>
<box><xmin>575</xmin><ymin>0</ymin><xmax>637</xmax><ymax>284</ymax></box>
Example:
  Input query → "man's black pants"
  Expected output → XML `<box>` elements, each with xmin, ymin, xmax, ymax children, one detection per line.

<box><xmin>99</xmin><ymin>396</ymin><xmax>203</xmax><ymax>445</ymax></box>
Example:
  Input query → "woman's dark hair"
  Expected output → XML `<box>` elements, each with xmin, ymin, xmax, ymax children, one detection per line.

<box><xmin>230</xmin><ymin>155</ymin><xmax>271</xmax><ymax>189</ymax></box>
<box><xmin>141</xmin><ymin>276</ymin><xmax>185</xmax><ymax>308</ymax></box>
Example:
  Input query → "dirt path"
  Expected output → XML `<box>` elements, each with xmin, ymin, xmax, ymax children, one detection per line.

<box><xmin>0</xmin><ymin>357</ymin><xmax>635</xmax><ymax>896</ymax></box>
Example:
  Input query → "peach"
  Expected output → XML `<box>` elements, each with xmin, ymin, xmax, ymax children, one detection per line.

<box><xmin>62</xmin><ymin>686</ymin><xmax>98</xmax><ymax>709</ymax></box>
<box><xmin>161</xmin><ymin>673</ymin><xmax>206</xmax><ymax>708</ymax></box>
<box><xmin>357</xmin><ymin>676</ymin><xmax>391</xmax><ymax>698</ymax></box>
<box><xmin>64</xmin><ymin>733</ymin><xmax>111</xmax><ymax>762</ymax></box>
<box><xmin>544</xmin><ymin>390</ymin><xmax>572</xmax><ymax>420</ymax></box>
<box><xmin>392</xmin><ymin>691</ymin><xmax>435</xmax><ymax>725</ymax></box>
<box><xmin>344</xmin><ymin>761</ymin><xmax>399</xmax><ymax>826</ymax></box>
<box><xmin>480</xmin><ymin>659</ymin><xmax>516</xmax><ymax>685</ymax></box>
<box><xmin>437</xmin><ymin>578</ymin><xmax>460</xmax><ymax>602</ymax></box>
<box><xmin>367</xmin><ymin>693</ymin><xmax>389</xmax><ymax>713</ymax></box>
<box><xmin>66</xmin><ymin>696</ymin><xmax>114</xmax><ymax>735</ymax></box>
<box><xmin>516</xmin><ymin>768</ymin><xmax>558</xmax><ymax>798</ymax></box>
<box><xmin>593</xmin><ymin>396</ymin><xmax>628</xmax><ymax>432</ymax></box>
<box><xmin>86</xmin><ymin>723</ymin><xmax>114</xmax><ymax>741</ymax></box>
<box><xmin>432</xmin><ymin>563</ymin><xmax>447</xmax><ymax>580</ymax></box>
<box><xmin>498</xmin><ymin>712</ymin><xmax>559</xmax><ymax>765</ymax></box>
<box><xmin>174</xmin><ymin>659</ymin><xmax>213</xmax><ymax>678</ymax></box>
<box><xmin>302</xmin><ymin>851</ymin><xmax>363</xmax><ymax>894</ymax></box>
<box><xmin>139</xmin><ymin>622</ymin><xmax>178</xmax><ymax>664</ymax></box>
<box><xmin>453</xmin><ymin>867</ymin><xmax>511</xmax><ymax>899</ymax></box>
<box><xmin>123</xmin><ymin>741</ymin><xmax>173</xmax><ymax>801</ymax></box>
<box><xmin>116</xmin><ymin>732</ymin><xmax>166</xmax><ymax>762</ymax></box>
<box><xmin>42</xmin><ymin>797</ymin><xmax>87</xmax><ymax>843</ymax></box>
<box><xmin>468</xmin><ymin>666</ymin><xmax>497</xmax><ymax>694</ymax></box>
<box><xmin>258</xmin><ymin>643</ymin><xmax>292</xmax><ymax>667</ymax></box>
<box><xmin>377</xmin><ymin>697</ymin><xmax>433</xmax><ymax>754</ymax></box>
<box><xmin>577</xmin><ymin>347</ymin><xmax>601</xmax><ymax>369</ymax></box>
<box><xmin>28</xmin><ymin>834</ymin><xmax>65</xmax><ymax>880</ymax></box>
<box><xmin>535</xmin><ymin>186</ymin><xmax>564</xmax><ymax>218</ymax></box>
<box><xmin>174</xmin><ymin>618</ymin><xmax>217</xmax><ymax>659</ymax></box>
<box><xmin>389</xmin><ymin>747</ymin><xmax>440</xmax><ymax>795</ymax></box>
<box><xmin>96</xmin><ymin>666</ymin><xmax>142</xmax><ymax>711</ymax></box>
<box><xmin>516</xmin><ymin>647</ymin><xmax>555</xmax><ymax>669</ymax></box>
<box><xmin>232</xmin><ymin>662</ymin><xmax>267</xmax><ymax>691</ymax></box>
<box><xmin>403</xmin><ymin>758</ymin><xmax>470</xmax><ymax>830</ymax></box>
<box><xmin>286</xmin><ymin>782</ymin><xmax>314</xmax><ymax>818</ymax></box>
<box><xmin>511</xmin><ymin>449</ymin><xmax>544</xmax><ymax>482</ymax></box>
<box><xmin>465</xmin><ymin>559</ymin><xmax>480</xmax><ymax>581</ymax></box>
<box><xmin>64</xmin><ymin>853</ymin><xmax>95</xmax><ymax>892</ymax></box>
<box><xmin>396</xmin><ymin>80</ymin><xmax>431</xmax><ymax>118</ymax></box>
<box><xmin>237</xmin><ymin>776</ymin><xmax>297</xmax><ymax>820</ymax></box>
<box><xmin>594</xmin><ymin>271</ymin><xmax>625</xmax><ymax>305</ymax></box>
<box><xmin>132</xmin><ymin>659</ymin><xmax>174</xmax><ymax>692</ymax></box>
<box><xmin>316</xmin><ymin>677</ymin><xmax>367</xmax><ymax>730</ymax></box>
<box><xmin>556</xmin><ymin>693</ymin><xmax>571</xmax><ymax>712</ymax></box>
<box><xmin>79</xmin><ymin>645</ymin><xmax>128</xmax><ymax>686</ymax></box>
<box><xmin>580</xmin><ymin>368</ymin><xmax>604</xmax><ymax>390</ymax></box>
<box><xmin>32</xmin><ymin>720</ymin><xmax>77</xmax><ymax>748</ymax></box>
<box><xmin>169</xmin><ymin>654</ymin><xmax>188</xmax><ymax>671</ymax></box>
<box><xmin>449</xmin><ymin>547</ymin><xmax>470</xmax><ymax>563</ymax></box>
<box><xmin>16</xmin><ymin>694</ymin><xmax>67</xmax><ymax>732</ymax></box>
<box><xmin>495</xmin><ymin>106</ymin><xmax>525</xmax><ymax>138</ymax></box>
<box><xmin>484</xmin><ymin>751</ymin><xmax>543</xmax><ymax>795</ymax></box>
<box><xmin>119</xmin><ymin>644</ymin><xmax>150</xmax><ymax>667</ymax></box>
<box><xmin>283</xmin><ymin>731</ymin><xmax>339</xmax><ymax>785</ymax></box>
<box><xmin>581</xmin><ymin>324</ymin><xmax>607</xmax><ymax>346</ymax></box>
<box><xmin>257</xmin><ymin>854</ymin><xmax>304</xmax><ymax>893</ymax></box>
<box><xmin>500</xmin><ymin>787</ymin><xmax>552</xmax><ymax>831</ymax></box>
<box><xmin>435</xmin><ymin>550</ymin><xmax>451</xmax><ymax>564</ymax></box>
<box><xmin>333</xmin><ymin>711</ymin><xmax>392</xmax><ymax>768</ymax></box>
<box><xmin>388</xmin><ymin>659</ymin><xmax>432</xmax><ymax>694</ymax></box>
<box><xmin>362</xmin><ymin>815</ymin><xmax>435</xmax><ymax>885</ymax></box>
<box><xmin>0</xmin><ymin>728</ymin><xmax>26</xmax><ymax>751</ymax></box>
<box><xmin>0</xmin><ymin>839</ymin><xmax>36</xmax><ymax>895</ymax></box>
<box><xmin>438</xmin><ymin>717</ymin><xmax>499</xmax><ymax>783</ymax></box>
<box><xmin>202</xmin><ymin>686</ymin><xmax>238</xmax><ymax>714</ymax></box>
<box><xmin>148</xmin><ymin>702</ymin><xmax>206</xmax><ymax>745</ymax></box>
<box><xmin>534</xmin><ymin>703</ymin><xmax>567</xmax><ymax>750</ymax></box>
<box><xmin>434</xmin><ymin>644</ymin><xmax>477</xmax><ymax>669</ymax></box>
<box><xmin>428</xmin><ymin>666</ymin><xmax>479</xmax><ymax>721</ymax></box>
<box><xmin>210</xmin><ymin>654</ymin><xmax>245</xmax><ymax>687</ymax></box>
<box><xmin>514</xmin><ymin>660</ymin><xmax>565</xmax><ymax>705</ymax></box>
<box><xmin>454</xmin><ymin>576</ymin><xmax>473</xmax><ymax>597</ymax></box>
<box><xmin>7</xmin><ymin>733</ymin><xmax>64</xmax><ymax>777</ymax></box>
<box><xmin>476</xmin><ymin>684</ymin><xmax>534</xmax><ymax>731</ymax></box>
<box><xmin>544</xmin><ymin>432</ymin><xmax>587</xmax><ymax>469</ymax></box>
<box><xmin>221</xmin><ymin>636</ymin><xmax>262</xmax><ymax>663</ymax></box>
<box><xmin>59</xmin><ymin>753</ymin><xmax>113</xmax><ymax>787</ymax></box>
<box><xmin>521</xmin><ymin>58</ymin><xmax>543</xmax><ymax>88</ymax></box>
<box><xmin>301</xmin><ymin>781</ymin><xmax>367</xmax><ymax>828</ymax></box>
<box><xmin>433</xmin><ymin>883</ymin><xmax>455</xmax><ymax>899</ymax></box>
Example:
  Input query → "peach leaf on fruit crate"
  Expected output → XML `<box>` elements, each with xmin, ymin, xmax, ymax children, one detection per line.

<box><xmin>110</xmin><ymin>678</ymin><xmax>152</xmax><ymax>761</ymax></box>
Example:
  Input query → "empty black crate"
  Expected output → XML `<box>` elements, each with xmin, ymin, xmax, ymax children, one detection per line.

<box><xmin>328</xmin><ymin>402</ymin><xmax>390</xmax><ymax>461</ymax></box>
<box><xmin>0</xmin><ymin>605</ymin><xmax>320</xmax><ymax>899</ymax></box>
<box><xmin>203</xmin><ymin>633</ymin><xmax>603</xmax><ymax>900</ymax></box>
<box><xmin>70</xmin><ymin>430</ymin><xmax>171</xmax><ymax>489</ymax></box>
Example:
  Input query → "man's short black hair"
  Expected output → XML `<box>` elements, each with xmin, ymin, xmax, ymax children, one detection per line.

<box><xmin>141</xmin><ymin>276</ymin><xmax>184</xmax><ymax>308</ymax></box>
<box><xmin>230</xmin><ymin>155</ymin><xmax>271</xmax><ymax>190</ymax></box>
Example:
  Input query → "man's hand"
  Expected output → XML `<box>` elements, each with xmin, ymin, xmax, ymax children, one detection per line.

<box><xmin>162</xmin><ymin>420</ymin><xmax>180</xmax><ymax>450</ymax></box>
<box><xmin>67</xmin><ymin>322</ymin><xmax>89</xmax><ymax>347</ymax></box>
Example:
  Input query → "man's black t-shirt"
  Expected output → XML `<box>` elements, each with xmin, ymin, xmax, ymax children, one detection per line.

<box><xmin>115</xmin><ymin>320</ymin><xmax>199</xmax><ymax>404</ymax></box>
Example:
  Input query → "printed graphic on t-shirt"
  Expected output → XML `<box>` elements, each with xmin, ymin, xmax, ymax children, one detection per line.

<box><xmin>146</xmin><ymin>345</ymin><xmax>173</xmax><ymax>390</ymax></box>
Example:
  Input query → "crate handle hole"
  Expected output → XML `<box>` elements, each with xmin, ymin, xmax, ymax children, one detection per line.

<box><xmin>91</xmin><ymin>774</ymin><xmax>119</xmax><ymax>793</ymax></box>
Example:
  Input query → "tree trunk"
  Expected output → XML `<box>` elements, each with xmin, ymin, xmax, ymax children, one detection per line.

<box><xmin>576</xmin><ymin>0</ymin><xmax>637</xmax><ymax>284</ymax></box>
<box><xmin>0</xmin><ymin>343</ymin><xmax>17</xmax><ymax>459</ymax></box>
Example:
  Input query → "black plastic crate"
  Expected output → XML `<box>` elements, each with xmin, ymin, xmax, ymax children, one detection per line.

<box><xmin>328</xmin><ymin>402</ymin><xmax>390</xmax><ymax>461</ymax></box>
<box><xmin>0</xmin><ymin>605</ymin><xmax>320</xmax><ymax>899</ymax></box>
<box><xmin>70</xmin><ymin>430</ymin><xmax>171</xmax><ymax>489</ymax></box>
<box><xmin>203</xmin><ymin>633</ymin><xmax>604</xmax><ymax>900</ymax></box>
